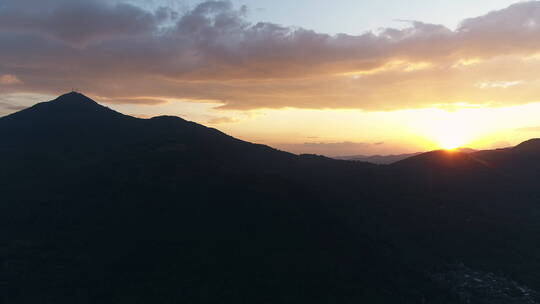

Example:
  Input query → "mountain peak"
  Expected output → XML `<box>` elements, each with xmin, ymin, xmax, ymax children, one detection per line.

<box><xmin>53</xmin><ymin>91</ymin><xmax>99</xmax><ymax>105</ymax></box>
<box><xmin>0</xmin><ymin>92</ymin><xmax>128</xmax><ymax>125</ymax></box>
<box><xmin>514</xmin><ymin>138</ymin><xmax>540</xmax><ymax>152</ymax></box>
<box><xmin>392</xmin><ymin>149</ymin><xmax>475</xmax><ymax>169</ymax></box>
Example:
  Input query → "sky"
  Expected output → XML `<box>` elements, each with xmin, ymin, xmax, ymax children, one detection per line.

<box><xmin>2</xmin><ymin>0</ymin><xmax>540</xmax><ymax>156</ymax></box>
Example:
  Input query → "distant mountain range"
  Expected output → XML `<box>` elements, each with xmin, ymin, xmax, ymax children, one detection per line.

<box><xmin>336</xmin><ymin>148</ymin><xmax>477</xmax><ymax>164</ymax></box>
<box><xmin>3</xmin><ymin>92</ymin><xmax>540</xmax><ymax>303</ymax></box>
<box><xmin>336</xmin><ymin>152</ymin><xmax>423</xmax><ymax>164</ymax></box>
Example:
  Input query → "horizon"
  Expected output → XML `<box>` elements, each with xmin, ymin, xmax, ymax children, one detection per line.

<box><xmin>2</xmin><ymin>0</ymin><xmax>540</xmax><ymax>155</ymax></box>
<box><xmin>7</xmin><ymin>90</ymin><xmax>529</xmax><ymax>159</ymax></box>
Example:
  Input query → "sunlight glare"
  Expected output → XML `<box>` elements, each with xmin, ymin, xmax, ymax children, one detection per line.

<box><xmin>438</xmin><ymin>135</ymin><xmax>464</xmax><ymax>150</ymax></box>
<box><xmin>431</xmin><ymin>120</ymin><xmax>471</xmax><ymax>150</ymax></box>
<box><xmin>409</xmin><ymin>107</ymin><xmax>482</xmax><ymax>151</ymax></box>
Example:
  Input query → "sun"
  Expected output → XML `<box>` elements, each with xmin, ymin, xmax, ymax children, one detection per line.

<box><xmin>407</xmin><ymin>105</ymin><xmax>512</xmax><ymax>153</ymax></box>
<box><xmin>437</xmin><ymin>135</ymin><xmax>464</xmax><ymax>150</ymax></box>
<box><xmin>409</xmin><ymin>108</ymin><xmax>480</xmax><ymax>151</ymax></box>
<box><xmin>432</xmin><ymin>126</ymin><xmax>471</xmax><ymax>150</ymax></box>
<box><xmin>424</xmin><ymin>116</ymin><xmax>471</xmax><ymax>151</ymax></box>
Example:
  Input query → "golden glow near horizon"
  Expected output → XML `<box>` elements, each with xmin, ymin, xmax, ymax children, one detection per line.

<box><xmin>5</xmin><ymin>92</ymin><xmax>540</xmax><ymax>156</ymax></box>
<box><xmin>156</xmin><ymin>101</ymin><xmax>540</xmax><ymax>156</ymax></box>
<box><xmin>93</xmin><ymin>51</ymin><xmax>540</xmax><ymax>156</ymax></box>
<box><xmin>414</xmin><ymin>108</ymin><xmax>481</xmax><ymax>151</ymax></box>
<box><xmin>235</xmin><ymin>101</ymin><xmax>540</xmax><ymax>155</ymax></box>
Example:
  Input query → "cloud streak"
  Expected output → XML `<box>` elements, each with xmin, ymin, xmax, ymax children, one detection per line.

<box><xmin>0</xmin><ymin>74</ymin><xmax>22</xmax><ymax>85</ymax></box>
<box><xmin>517</xmin><ymin>126</ymin><xmax>540</xmax><ymax>132</ymax></box>
<box><xmin>207</xmin><ymin>116</ymin><xmax>240</xmax><ymax>124</ymax></box>
<box><xmin>0</xmin><ymin>102</ymin><xmax>26</xmax><ymax>111</ymax></box>
<box><xmin>2</xmin><ymin>0</ymin><xmax>540</xmax><ymax>111</ymax></box>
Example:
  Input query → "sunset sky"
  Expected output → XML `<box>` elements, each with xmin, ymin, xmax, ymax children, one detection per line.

<box><xmin>2</xmin><ymin>0</ymin><xmax>540</xmax><ymax>156</ymax></box>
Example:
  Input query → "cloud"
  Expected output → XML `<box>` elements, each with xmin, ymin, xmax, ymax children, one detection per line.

<box><xmin>207</xmin><ymin>116</ymin><xmax>240</xmax><ymax>124</ymax></box>
<box><xmin>476</xmin><ymin>80</ymin><xmax>524</xmax><ymax>89</ymax></box>
<box><xmin>102</xmin><ymin>97</ymin><xmax>169</xmax><ymax>105</ymax></box>
<box><xmin>517</xmin><ymin>126</ymin><xmax>540</xmax><ymax>132</ymax></box>
<box><xmin>0</xmin><ymin>0</ymin><xmax>172</xmax><ymax>47</ymax></box>
<box><xmin>0</xmin><ymin>74</ymin><xmax>22</xmax><ymax>85</ymax></box>
<box><xmin>129</xmin><ymin>113</ymin><xmax>155</xmax><ymax>119</ymax></box>
<box><xmin>301</xmin><ymin>142</ymin><xmax>370</xmax><ymax>148</ymax></box>
<box><xmin>3</xmin><ymin>1</ymin><xmax>540</xmax><ymax>110</ymax></box>
<box><xmin>0</xmin><ymin>102</ymin><xmax>26</xmax><ymax>111</ymax></box>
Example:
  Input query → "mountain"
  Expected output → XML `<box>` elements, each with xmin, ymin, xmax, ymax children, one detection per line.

<box><xmin>0</xmin><ymin>93</ymin><xmax>391</xmax><ymax>303</ymax></box>
<box><xmin>514</xmin><ymin>138</ymin><xmax>540</xmax><ymax>152</ymax></box>
<box><xmin>337</xmin><ymin>148</ymin><xmax>476</xmax><ymax>164</ymax></box>
<box><xmin>3</xmin><ymin>92</ymin><xmax>540</xmax><ymax>303</ymax></box>
<box><xmin>336</xmin><ymin>152</ymin><xmax>422</xmax><ymax>164</ymax></box>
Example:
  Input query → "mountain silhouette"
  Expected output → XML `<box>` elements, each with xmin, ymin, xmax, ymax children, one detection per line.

<box><xmin>337</xmin><ymin>148</ymin><xmax>476</xmax><ymax>165</ymax></box>
<box><xmin>3</xmin><ymin>93</ymin><xmax>540</xmax><ymax>303</ymax></box>
<box><xmin>514</xmin><ymin>138</ymin><xmax>540</xmax><ymax>152</ymax></box>
<box><xmin>336</xmin><ymin>152</ymin><xmax>422</xmax><ymax>164</ymax></box>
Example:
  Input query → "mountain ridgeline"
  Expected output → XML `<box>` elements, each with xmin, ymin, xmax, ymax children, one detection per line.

<box><xmin>3</xmin><ymin>92</ymin><xmax>540</xmax><ymax>303</ymax></box>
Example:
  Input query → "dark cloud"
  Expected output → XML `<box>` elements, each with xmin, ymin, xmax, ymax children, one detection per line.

<box><xmin>302</xmin><ymin>142</ymin><xmax>370</xmax><ymax>148</ymax></box>
<box><xmin>0</xmin><ymin>0</ymin><xmax>172</xmax><ymax>46</ymax></box>
<box><xmin>3</xmin><ymin>1</ymin><xmax>540</xmax><ymax>110</ymax></box>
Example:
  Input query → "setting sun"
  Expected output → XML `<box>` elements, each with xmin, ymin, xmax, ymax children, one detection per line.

<box><xmin>431</xmin><ymin>122</ymin><xmax>470</xmax><ymax>150</ymax></box>
<box><xmin>405</xmin><ymin>106</ymin><xmax>505</xmax><ymax>152</ymax></box>
<box><xmin>437</xmin><ymin>137</ymin><xmax>464</xmax><ymax>150</ymax></box>
<box><xmin>429</xmin><ymin>120</ymin><xmax>472</xmax><ymax>150</ymax></box>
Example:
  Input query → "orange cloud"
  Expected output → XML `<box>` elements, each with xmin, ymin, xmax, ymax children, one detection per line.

<box><xmin>3</xmin><ymin>1</ymin><xmax>540</xmax><ymax>111</ymax></box>
<box><xmin>207</xmin><ymin>116</ymin><xmax>240</xmax><ymax>124</ymax></box>
<box><xmin>0</xmin><ymin>74</ymin><xmax>21</xmax><ymax>85</ymax></box>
